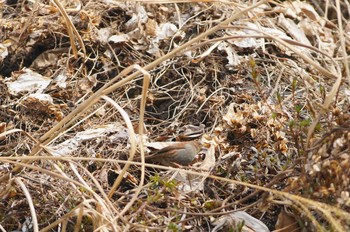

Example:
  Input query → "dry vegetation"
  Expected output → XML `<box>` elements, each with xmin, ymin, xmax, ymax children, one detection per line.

<box><xmin>1</xmin><ymin>0</ymin><xmax>350</xmax><ymax>231</ymax></box>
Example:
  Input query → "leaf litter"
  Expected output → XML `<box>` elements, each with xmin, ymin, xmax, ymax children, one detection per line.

<box><xmin>0</xmin><ymin>0</ymin><xmax>350</xmax><ymax>231</ymax></box>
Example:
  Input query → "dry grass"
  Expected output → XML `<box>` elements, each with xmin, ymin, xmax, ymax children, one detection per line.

<box><xmin>1</xmin><ymin>0</ymin><xmax>350</xmax><ymax>231</ymax></box>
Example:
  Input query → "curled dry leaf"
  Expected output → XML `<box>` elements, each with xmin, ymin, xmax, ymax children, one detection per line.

<box><xmin>275</xmin><ymin>209</ymin><xmax>301</xmax><ymax>232</ymax></box>
<box><xmin>6</xmin><ymin>68</ymin><xmax>51</xmax><ymax>95</ymax></box>
<box><xmin>21</xmin><ymin>94</ymin><xmax>64</xmax><ymax>121</ymax></box>
<box><xmin>212</xmin><ymin>211</ymin><xmax>269</xmax><ymax>232</ymax></box>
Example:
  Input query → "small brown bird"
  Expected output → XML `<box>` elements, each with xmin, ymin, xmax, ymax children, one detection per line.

<box><xmin>137</xmin><ymin>141</ymin><xmax>201</xmax><ymax>166</ymax></box>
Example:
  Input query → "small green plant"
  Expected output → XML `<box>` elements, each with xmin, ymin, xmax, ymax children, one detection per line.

<box><xmin>167</xmin><ymin>222</ymin><xmax>180</xmax><ymax>232</ymax></box>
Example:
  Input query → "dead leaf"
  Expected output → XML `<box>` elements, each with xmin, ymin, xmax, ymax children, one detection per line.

<box><xmin>212</xmin><ymin>211</ymin><xmax>269</xmax><ymax>232</ymax></box>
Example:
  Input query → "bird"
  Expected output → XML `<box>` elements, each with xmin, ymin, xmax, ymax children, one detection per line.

<box><xmin>136</xmin><ymin>140</ymin><xmax>201</xmax><ymax>167</ymax></box>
